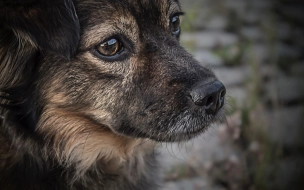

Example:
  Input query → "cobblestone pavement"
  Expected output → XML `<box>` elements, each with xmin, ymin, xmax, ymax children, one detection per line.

<box><xmin>160</xmin><ymin>0</ymin><xmax>304</xmax><ymax>190</ymax></box>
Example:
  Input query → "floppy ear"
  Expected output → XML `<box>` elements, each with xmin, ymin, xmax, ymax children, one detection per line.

<box><xmin>0</xmin><ymin>0</ymin><xmax>80</xmax><ymax>59</ymax></box>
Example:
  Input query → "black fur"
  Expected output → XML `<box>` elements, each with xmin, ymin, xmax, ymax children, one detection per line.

<box><xmin>0</xmin><ymin>0</ymin><xmax>225</xmax><ymax>189</ymax></box>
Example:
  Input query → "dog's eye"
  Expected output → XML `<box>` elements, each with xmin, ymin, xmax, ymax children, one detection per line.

<box><xmin>171</xmin><ymin>15</ymin><xmax>181</xmax><ymax>36</ymax></box>
<box><xmin>97</xmin><ymin>38</ymin><xmax>123</xmax><ymax>56</ymax></box>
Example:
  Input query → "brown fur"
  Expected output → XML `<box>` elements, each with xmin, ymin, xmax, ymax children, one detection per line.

<box><xmin>0</xmin><ymin>0</ymin><xmax>225</xmax><ymax>189</ymax></box>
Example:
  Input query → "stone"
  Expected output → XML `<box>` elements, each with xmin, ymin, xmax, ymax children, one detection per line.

<box><xmin>214</xmin><ymin>43</ymin><xmax>244</xmax><ymax>66</ymax></box>
<box><xmin>161</xmin><ymin>182</ymin><xmax>180</xmax><ymax>190</ymax></box>
<box><xmin>250</xmin><ymin>0</ymin><xmax>273</xmax><ymax>10</ymax></box>
<box><xmin>278</xmin><ymin>23</ymin><xmax>292</xmax><ymax>40</ymax></box>
<box><xmin>265</xmin><ymin>157</ymin><xmax>304</xmax><ymax>190</ymax></box>
<box><xmin>265</xmin><ymin>77</ymin><xmax>304</xmax><ymax>103</ymax></box>
<box><xmin>190</xmin><ymin>9</ymin><xmax>210</xmax><ymax>31</ymax></box>
<box><xmin>277</xmin><ymin>5</ymin><xmax>304</xmax><ymax>23</ymax></box>
<box><xmin>240</xmin><ymin>27</ymin><xmax>264</xmax><ymax>41</ymax></box>
<box><xmin>204</xmin><ymin>16</ymin><xmax>228</xmax><ymax>30</ymax></box>
<box><xmin>224</xmin><ymin>0</ymin><xmax>247</xmax><ymax>11</ymax></box>
<box><xmin>212</xmin><ymin>66</ymin><xmax>250</xmax><ymax>87</ymax></box>
<box><xmin>193</xmin><ymin>50</ymin><xmax>223</xmax><ymax>67</ymax></box>
<box><xmin>225</xmin><ymin>86</ymin><xmax>247</xmax><ymax>109</ymax></box>
<box><xmin>290</xmin><ymin>62</ymin><xmax>304</xmax><ymax>76</ymax></box>
<box><xmin>264</xmin><ymin>106</ymin><xmax>304</xmax><ymax>147</ymax></box>
<box><xmin>244</xmin><ymin>43</ymin><xmax>270</xmax><ymax>63</ymax></box>
<box><xmin>162</xmin><ymin>177</ymin><xmax>225</xmax><ymax>190</ymax></box>
<box><xmin>181</xmin><ymin>32</ymin><xmax>239</xmax><ymax>49</ymax></box>
<box><xmin>292</xmin><ymin>28</ymin><xmax>304</xmax><ymax>47</ymax></box>
<box><xmin>260</xmin><ymin>64</ymin><xmax>281</xmax><ymax>80</ymax></box>
<box><xmin>276</xmin><ymin>43</ymin><xmax>301</xmax><ymax>60</ymax></box>
<box><xmin>248</xmin><ymin>141</ymin><xmax>260</xmax><ymax>152</ymax></box>
<box><xmin>241</xmin><ymin>11</ymin><xmax>262</xmax><ymax>25</ymax></box>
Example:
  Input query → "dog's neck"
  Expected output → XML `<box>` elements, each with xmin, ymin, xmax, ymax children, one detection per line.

<box><xmin>0</xmin><ymin>114</ymin><xmax>158</xmax><ymax>189</ymax></box>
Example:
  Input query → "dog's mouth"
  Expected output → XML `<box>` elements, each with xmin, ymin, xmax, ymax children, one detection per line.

<box><xmin>141</xmin><ymin>80</ymin><xmax>226</xmax><ymax>142</ymax></box>
<box><xmin>101</xmin><ymin>79</ymin><xmax>227</xmax><ymax>142</ymax></box>
<box><xmin>150</xmin><ymin>106</ymin><xmax>225</xmax><ymax>142</ymax></box>
<box><xmin>109</xmin><ymin>101</ymin><xmax>226</xmax><ymax>142</ymax></box>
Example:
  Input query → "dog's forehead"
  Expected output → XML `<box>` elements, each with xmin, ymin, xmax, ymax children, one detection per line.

<box><xmin>77</xmin><ymin>0</ymin><xmax>181</xmax><ymax>26</ymax></box>
<box><xmin>77</xmin><ymin>0</ymin><xmax>181</xmax><ymax>49</ymax></box>
<box><xmin>123</xmin><ymin>0</ymin><xmax>180</xmax><ymax>13</ymax></box>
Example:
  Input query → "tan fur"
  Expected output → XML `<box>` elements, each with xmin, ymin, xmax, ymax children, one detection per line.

<box><xmin>80</xmin><ymin>14</ymin><xmax>139</xmax><ymax>51</ymax></box>
<box><xmin>0</xmin><ymin>0</ymin><xmax>224</xmax><ymax>189</ymax></box>
<box><xmin>38</xmin><ymin>107</ymin><xmax>154</xmax><ymax>177</ymax></box>
<box><xmin>12</xmin><ymin>29</ymin><xmax>37</xmax><ymax>49</ymax></box>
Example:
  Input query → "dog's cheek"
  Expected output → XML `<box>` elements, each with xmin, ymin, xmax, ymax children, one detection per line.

<box><xmin>106</xmin><ymin>84</ymin><xmax>177</xmax><ymax>137</ymax></box>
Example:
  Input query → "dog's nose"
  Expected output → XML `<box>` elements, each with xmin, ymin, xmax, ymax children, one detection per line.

<box><xmin>190</xmin><ymin>80</ymin><xmax>226</xmax><ymax>115</ymax></box>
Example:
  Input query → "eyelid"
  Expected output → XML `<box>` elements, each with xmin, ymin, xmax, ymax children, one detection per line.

<box><xmin>99</xmin><ymin>34</ymin><xmax>121</xmax><ymax>46</ymax></box>
<box><xmin>98</xmin><ymin>34</ymin><xmax>134</xmax><ymax>53</ymax></box>
<box><xmin>170</xmin><ymin>12</ymin><xmax>183</xmax><ymax>36</ymax></box>
<box><xmin>170</xmin><ymin>12</ymin><xmax>185</xmax><ymax>19</ymax></box>
<box><xmin>93</xmin><ymin>34</ymin><xmax>135</xmax><ymax>62</ymax></box>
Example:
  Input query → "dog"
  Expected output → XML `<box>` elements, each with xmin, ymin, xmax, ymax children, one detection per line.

<box><xmin>0</xmin><ymin>0</ymin><xmax>226</xmax><ymax>189</ymax></box>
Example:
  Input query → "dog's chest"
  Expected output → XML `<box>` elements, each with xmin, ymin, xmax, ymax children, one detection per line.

<box><xmin>76</xmin><ymin>149</ymin><xmax>160</xmax><ymax>190</ymax></box>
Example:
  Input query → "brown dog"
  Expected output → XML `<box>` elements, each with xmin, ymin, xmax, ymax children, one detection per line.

<box><xmin>0</xmin><ymin>0</ymin><xmax>226</xmax><ymax>189</ymax></box>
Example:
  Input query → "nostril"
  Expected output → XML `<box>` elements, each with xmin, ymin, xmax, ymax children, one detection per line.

<box><xmin>204</xmin><ymin>93</ymin><xmax>218</xmax><ymax>115</ymax></box>
<box><xmin>206</xmin><ymin>96</ymin><xmax>214</xmax><ymax>108</ymax></box>
<box><xmin>219</xmin><ymin>88</ymin><xmax>226</xmax><ymax>102</ymax></box>
<box><xmin>220</xmin><ymin>88</ymin><xmax>226</xmax><ymax>99</ymax></box>
<box><xmin>190</xmin><ymin>80</ymin><xmax>226</xmax><ymax>115</ymax></box>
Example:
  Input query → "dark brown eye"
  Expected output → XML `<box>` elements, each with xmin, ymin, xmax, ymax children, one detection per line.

<box><xmin>97</xmin><ymin>38</ymin><xmax>123</xmax><ymax>56</ymax></box>
<box><xmin>171</xmin><ymin>15</ymin><xmax>181</xmax><ymax>35</ymax></box>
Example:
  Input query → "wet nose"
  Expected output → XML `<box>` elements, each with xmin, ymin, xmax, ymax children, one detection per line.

<box><xmin>190</xmin><ymin>80</ymin><xmax>226</xmax><ymax>115</ymax></box>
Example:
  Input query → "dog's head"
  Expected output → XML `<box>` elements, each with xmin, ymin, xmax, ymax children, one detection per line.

<box><xmin>69</xmin><ymin>0</ymin><xmax>226</xmax><ymax>141</ymax></box>
<box><xmin>0</xmin><ymin>0</ymin><xmax>225</xmax><ymax>171</ymax></box>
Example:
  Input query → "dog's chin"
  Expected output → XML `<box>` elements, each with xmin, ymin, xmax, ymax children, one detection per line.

<box><xmin>149</xmin><ymin>119</ymin><xmax>217</xmax><ymax>142</ymax></box>
<box><xmin>155</xmin><ymin>107</ymin><xmax>225</xmax><ymax>142</ymax></box>
<box><xmin>112</xmin><ymin>107</ymin><xmax>225</xmax><ymax>143</ymax></box>
<box><xmin>149</xmin><ymin>124</ymin><xmax>208</xmax><ymax>142</ymax></box>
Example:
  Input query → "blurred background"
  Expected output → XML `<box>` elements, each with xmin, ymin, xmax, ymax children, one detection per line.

<box><xmin>159</xmin><ymin>0</ymin><xmax>304</xmax><ymax>189</ymax></box>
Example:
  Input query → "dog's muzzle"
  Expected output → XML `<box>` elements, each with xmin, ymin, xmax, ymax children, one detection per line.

<box><xmin>189</xmin><ymin>80</ymin><xmax>226</xmax><ymax>115</ymax></box>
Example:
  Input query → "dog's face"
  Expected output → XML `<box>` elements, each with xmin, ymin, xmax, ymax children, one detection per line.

<box><xmin>34</xmin><ymin>0</ymin><xmax>225</xmax><ymax>144</ymax></box>
<box><xmin>0</xmin><ymin>0</ymin><xmax>227</xmax><ymax>177</ymax></box>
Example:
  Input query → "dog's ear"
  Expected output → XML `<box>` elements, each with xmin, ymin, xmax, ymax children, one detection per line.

<box><xmin>0</xmin><ymin>0</ymin><xmax>80</xmax><ymax>59</ymax></box>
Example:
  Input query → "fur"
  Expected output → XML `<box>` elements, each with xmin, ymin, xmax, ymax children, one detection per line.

<box><xmin>0</xmin><ymin>0</ymin><xmax>225</xmax><ymax>189</ymax></box>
